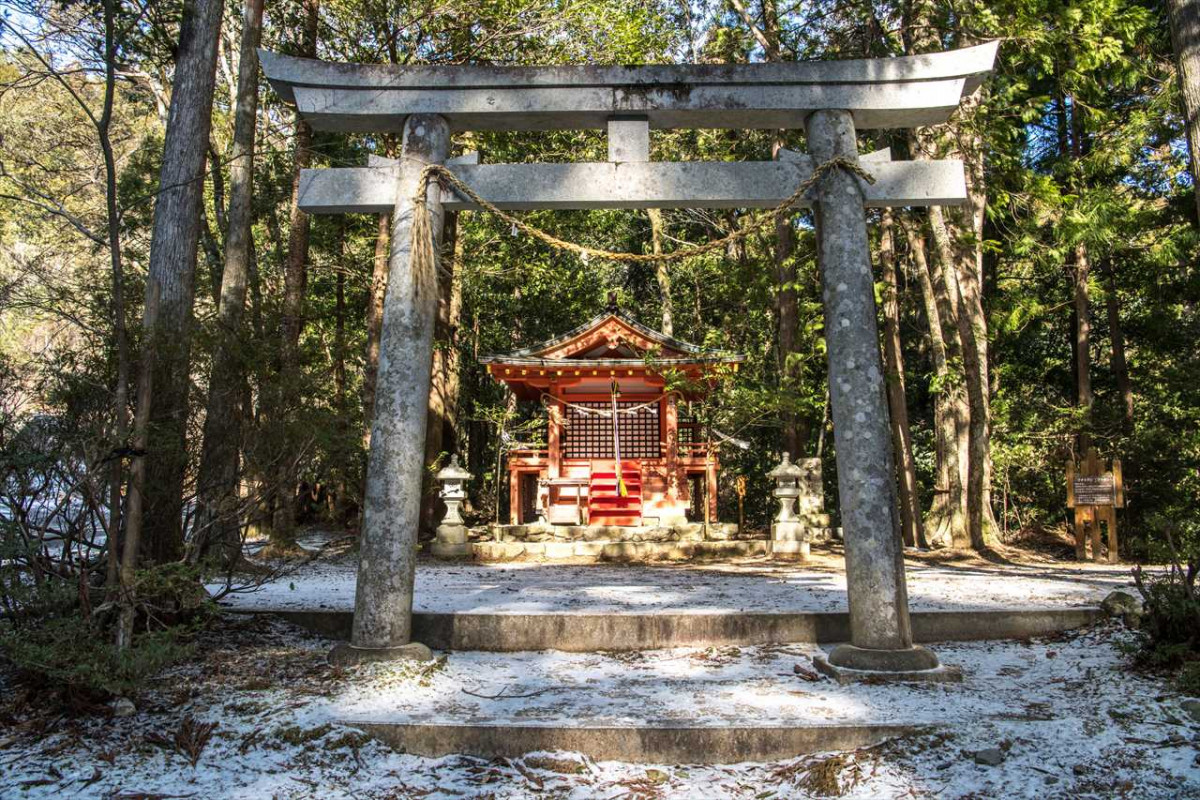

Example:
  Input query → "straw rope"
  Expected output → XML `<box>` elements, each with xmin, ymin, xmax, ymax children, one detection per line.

<box><xmin>408</xmin><ymin>155</ymin><xmax>876</xmax><ymax>273</ymax></box>
<box><xmin>542</xmin><ymin>390</ymin><xmax>679</xmax><ymax>419</ymax></box>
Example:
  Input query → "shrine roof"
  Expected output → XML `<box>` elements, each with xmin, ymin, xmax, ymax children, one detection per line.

<box><xmin>480</xmin><ymin>311</ymin><xmax>743</xmax><ymax>368</ymax></box>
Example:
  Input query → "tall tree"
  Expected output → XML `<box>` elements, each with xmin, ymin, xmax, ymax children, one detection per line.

<box><xmin>1167</xmin><ymin>0</ymin><xmax>1200</xmax><ymax>224</ymax></box>
<box><xmin>363</xmin><ymin>208</ymin><xmax>390</xmax><ymax>448</ymax></box>
<box><xmin>271</xmin><ymin>0</ymin><xmax>320</xmax><ymax>549</ymax></box>
<box><xmin>879</xmin><ymin>209</ymin><xmax>926</xmax><ymax>548</ymax></box>
<box><xmin>903</xmin><ymin>0</ymin><xmax>991</xmax><ymax>549</ymax></box>
<box><xmin>193</xmin><ymin>0</ymin><xmax>265</xmax><ymax>568</ymax></box>
<box><xmin>734</xmin><ymin>0</ymin><xmax>808</xmax><ymax>458</ymax></box>
<box><xmin>904</xmin><ymin>217</ymin><xmax>966</xmax><ymax>549</ymax></box>
<box><xmin>421</xmin><ymin>212</ymin><xmax>464</xmax><ymax>534</ymax></box>
<box><xmin>1105</xmin><ymin>260</ymin><xmax>1135</xmax><ymax>431</ymax></box>
<box><xmin>121</xmin><ymin>0</ymin><xmax>226</xmax><ymax>642</ymax></box>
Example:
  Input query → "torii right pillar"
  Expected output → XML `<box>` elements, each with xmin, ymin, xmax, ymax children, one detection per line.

<box><xmin>806</xmin><ymin>109</ymin><xmax>953</xmax><ymax>681</ymax></box>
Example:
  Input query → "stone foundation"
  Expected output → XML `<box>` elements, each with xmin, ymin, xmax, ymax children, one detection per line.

<box><xmin>486</xmin><ymin>521</ymin><xmax>742</xmax><ymax>544</ymax></box>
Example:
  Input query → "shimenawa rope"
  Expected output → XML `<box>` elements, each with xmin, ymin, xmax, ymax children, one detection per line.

<box><xmin>408</xmin><ymin>156</ymin><xmax>875</xmax><ymax>278</ymax></box>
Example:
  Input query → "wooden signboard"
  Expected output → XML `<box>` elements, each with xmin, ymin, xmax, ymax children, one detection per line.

<box><xmin>1066</xmin><ymin>447</ymin><xmax>1124</xmax><ymax>563</ymax></box>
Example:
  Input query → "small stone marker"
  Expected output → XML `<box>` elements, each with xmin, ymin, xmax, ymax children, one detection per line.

<box><xmin>1066</xmin><ymin>447</ymin><xmax>1123</xmax><ymax>563</ymax></box>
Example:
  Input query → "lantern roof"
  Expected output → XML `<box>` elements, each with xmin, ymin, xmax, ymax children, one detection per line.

<box><xmin>436</xmin><ymin>454</ymin><xmax>473</xmax><ymax>481</ymax></box>
<box><xmin>768</xmin><ymin>453</ymin><xmax>805</xmax><ymax>479</ymax></box>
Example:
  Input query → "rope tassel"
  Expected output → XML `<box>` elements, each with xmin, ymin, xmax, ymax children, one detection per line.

<box><xmin>410</xmin><ymin>173</ymin><xmax>439</xmax><ymax>293</ymax></box>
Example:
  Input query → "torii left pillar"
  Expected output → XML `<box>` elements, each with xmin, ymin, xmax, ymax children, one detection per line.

<box><xmin>329</xmin><ymin>114</ymin><xmax>449</xmax><ymax>664</ymax></box>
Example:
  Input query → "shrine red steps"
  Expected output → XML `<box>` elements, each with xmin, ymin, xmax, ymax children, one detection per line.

<box><xmin>588</xmin><ymin>468</ymin><xmax>642</xmax><ymax>526</ymax></box>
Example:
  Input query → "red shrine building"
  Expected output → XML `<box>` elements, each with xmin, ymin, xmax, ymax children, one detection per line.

<box><xmin>483</xmin><ymin>309</ymin><xmax>743</xmax><ymax>528</ymax></box>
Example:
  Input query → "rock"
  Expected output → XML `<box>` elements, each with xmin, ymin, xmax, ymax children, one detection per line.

<box><xmin>1181</xmin><ymin>699</ymin><xmax>1200</xmax><ymax>724</ymax></box>
<box><xmin>644</xmin><ymin>769</ymin><xmax>669</xmax><ymax>785</ymax></box>
<box><xmin>1101</xmin><ymin>590</ymin><xmax>1142</xmax><ymax>619</ymax></box>
<box><xmin>524</xmin><ymin>755</ymin><xmax>587</xmax><ymax>774</ymax></box>
<box><xmin>111</xmin><ymin>697</ymin><xmax>136</xmax><ymax>718</ymax></box>
<box><xmin>793</xmin><ymin>663</ymin><xmax>821</xmax><ymax>681</ymax></box>
<box><xmin>972</xmin><ymin>748</ymin><xmax>1004</xmax><ymax>767</ymax></box>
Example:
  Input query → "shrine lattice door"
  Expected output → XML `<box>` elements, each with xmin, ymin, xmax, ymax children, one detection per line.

<box><xmin>563</xmin><ymin>402</ymin><xmax>661</xmax><ymax>460</ymax></box>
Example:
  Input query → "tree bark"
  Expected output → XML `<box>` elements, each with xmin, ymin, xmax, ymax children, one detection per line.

<box><xmin>949</xmin><ymin>85</ymin><xmax>998</xmax><ymax>545</ymax></box>
<box><xmin>757</xmin><ymin>0</ymin><xmax>805</xmax><ymax>459</ymax></box>
<box><xmin>928</xmin><ymin>207</ymin><xmax>986</xmax><ymax>549</ymax></box>
<box><xmin>1105</xmin><ymin>260</ymin><xmax>1134</xmax><ymax>431</ymax></box>
<box><xmin>120</xmin><ymin>0</ymin><xmax>226</xmax><ymax>643</ymax></box>
<box><xmin>1062</xmin><ymin>90</ymin><xmax>1094</xmax><ymax>455</ymax></box>
<box><xmin>904</xmin><ymin>0</ymin><xmax>990</xmax><ymax>550</ymax></box>
<box><xmin>271</xmin><ymin>0</ymin><xmax>320</xmax><ymax>548</ymax></box>
<box><xmin>131</xmin><ymin>0</ymin><xmax>227</xmax><ymax>568</ymax></box>
<box><xmin>193</xmin><ymin>0</ymin><xmax>264</xmax><ymax>569</ymax></box>
<box><xmin>879</xmin><ymin>210</ymin><xmax>925</xmax><ymax>549</ymax></box>
<box><xmin>1072</xmin><ymin>240</ymin><xmax>1094</xmax><ymax>453</ymax></box>
<box><xmin>334</xmin><ymin>225</ymin><xmax>347</xmax><ymax>410</ymax></box>
<box><xmin>97</xmin><ymin>0</ymin><xmax>130</xmax><ymax>593</ymax></box>
<box><xmin>1167</xmin><ymin>0</ymin><xmax>1200</xmax><ymax>225</ymax></box>
<box><xmin>420</xmin><ymin>212</ymin><xmax>461</xmax><ymax>535</ymax></box>
<box><xmin>903</xmin><ymin>216</ymin><xmax>964</xmax><ymax>549</ymax></box>
<box><xmin>647</xmin><ymin>208</ymin><xmax>674</xmax><ymax>336</ymax></box>
<box><xmin>363</xmin><ymin>182</ymin><xmax>393</xmax><ymax>447</ymax></box>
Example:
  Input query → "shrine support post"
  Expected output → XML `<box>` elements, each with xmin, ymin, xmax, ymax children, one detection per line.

<box><xmin>806</xmin><ymin>109</ymin><xmax>935</xmax><ymax>672</ymax></box>
<box><xmin>332</xmin><ymin>114</ymin><xmax>450</xmax><ymax>664</ymax></box>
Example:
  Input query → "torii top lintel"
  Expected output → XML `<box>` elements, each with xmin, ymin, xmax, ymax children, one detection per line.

<box><xmin>260</xmin><ymin>42</ymin><xmax>998</xmax><ymax>133</ymax></box>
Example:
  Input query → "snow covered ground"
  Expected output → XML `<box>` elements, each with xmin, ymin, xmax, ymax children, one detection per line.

<box><xmin>213</xmin><ymin>554</ymin><xmax>1135</xmax><ymax>615</ymax></box>
<box><xmin>2</xmin><ymin>615</ymin><xmax>1196</xmax><ymax>799</ymax></box>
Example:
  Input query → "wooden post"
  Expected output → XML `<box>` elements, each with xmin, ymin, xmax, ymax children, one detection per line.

<box><xmin>1109</xmin><ymin>458</ymin><xmax>1124</xmax><ymax>563</ymax></box>
<box><xmin>547</xmin><ymin>390</ymin><xmax>562</xmax><ymax>480</ymax></box>
<box><xmin>509</xmin><ymin>469</ymin><xmax>521</xmax><ymax>525</ymax></box>
<box><xmin>1067</xmin><ymin>447</ymin><xmax>1123</xmax><ymax>563</ymax></box>
<box><xmin>664</xmin><ymin>396</ymin><xmax>680</xmax><ymax>502</ymax></box>
<box><xmin>1066</xmin><ymin>460</ymin><xmax>1085</xmax><ymax>559</ymax></box>
<box><xmin>1085</xmin><ymin>447</ymin><xmax>1102</xmax><ymax>562</ymax></box>
<box><xmin>736</xmin><ymin>475</ymin><xmax>746</xmax><ymax>533</ymax></box>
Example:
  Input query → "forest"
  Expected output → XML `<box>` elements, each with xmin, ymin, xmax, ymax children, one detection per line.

<box><xmin>1</xmin><ymin>0</ymin><xmax>1199</xmax><ymax>659</ymax></box>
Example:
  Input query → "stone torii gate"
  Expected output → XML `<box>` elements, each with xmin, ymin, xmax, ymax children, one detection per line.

<box><xmin>261</xmin><ymin>43</ymin><xmax>998</xmax><ymax>676</ymax></box>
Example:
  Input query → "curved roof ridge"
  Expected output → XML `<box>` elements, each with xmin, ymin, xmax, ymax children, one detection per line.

<box><xmin>482</xmin><ymin>310</ymin><xmax>742</xmax><ymax>362</ymax></box>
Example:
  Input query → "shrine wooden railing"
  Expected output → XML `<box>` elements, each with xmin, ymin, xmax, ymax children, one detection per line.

<box><xmin>508</xmin><ymin>447</ymin><xmax>548</xmax><ymax>462</ymax></box>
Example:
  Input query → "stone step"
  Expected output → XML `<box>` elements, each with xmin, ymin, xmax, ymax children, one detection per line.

<box><xmin>588</xmin><ymin>497</ymin><xmax>643</xmax><ymax>509</ymax></box>
<box><xmin>585</xmin><ymin>514</ymin><xmax>643</xmax><ymax>527</ymax></box>
<box><xmin>325</xmin><ymin>644</ymin><xmax>935</xmax><ymax>763</ymax></box>
<box><xmin>266</xmin><ymin>606</ymin><xmax>1102</xmax><ymax>653</ymax></box>
<box><xmin>350</xmin><ymin>721</ymin><xmax>923</xmax><ymax>764</ymax></box>
<box><xmin>303</xmin><ymin>629</ymin><xmax>1124</xmax><ymax>765</ymax></box>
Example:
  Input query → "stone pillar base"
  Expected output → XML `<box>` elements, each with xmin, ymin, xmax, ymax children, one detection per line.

<box><xmin>771</xmin><ymin>540</ymin><xmax>810</xmax><ymax>559</ymax></box>
<box><xmin>328</xmin><ymin>641</ymin><xmax>434</xmax><ymax>665</ymax></box>
<box><xmin>772</xmin><ymin>520</ymin><xmax>810</xmax><ymax>559</ymax></box>
<box><xmin>813</xmin><ymin>644</ymin><xmax>961</xmax><ymax>684</ymax></box>
<box><xmin>433</xmin><ymin>523</ymin><xmax>470</xmax><ymax>559</ymax></box>
<box><xmin>431</xmin><ymin>540</ymin><xmax>472</xmax><ymax>558</ymax></box>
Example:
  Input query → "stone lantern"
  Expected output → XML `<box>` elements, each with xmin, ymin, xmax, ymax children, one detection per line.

<box><xmin>769</xmin><ymin>452</ymin><xmax>809</xmax><ymax>558</ymax></box>
<box><xmin>432</xmin><ymin>455</ymin><xmax>473</xmax><ymax>558</ymax></box>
